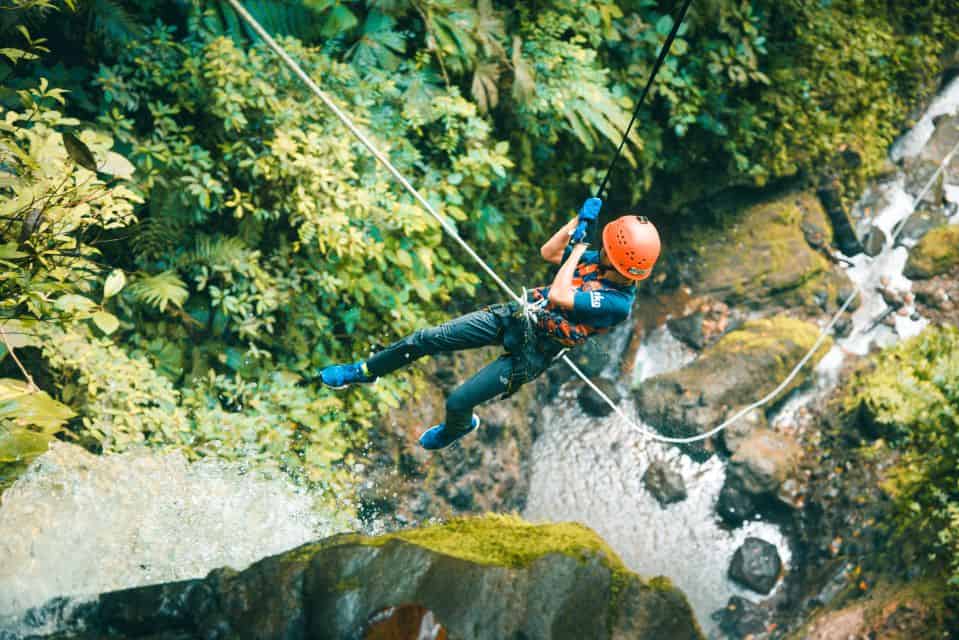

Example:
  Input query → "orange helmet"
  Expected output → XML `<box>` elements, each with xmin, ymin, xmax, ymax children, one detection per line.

<box><xmin>602</xmin><ymin>215</ymin><xmax>661</xmax><ymax>281</ymax></box>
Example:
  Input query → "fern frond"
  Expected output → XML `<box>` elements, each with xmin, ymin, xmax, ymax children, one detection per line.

<box><xmin>183</xmin><ymin>234</ymin><xmax>255</xmax><ymax>273</ymax></box>
<box><xmin>129</xmin><ymin>271</ymin><xmax>189</xmax><ymax>312</ymax></box>
<box><xmin>132</xmin><ymin>215</ymin><xmax>187</xmax><ymax>264</ymax></box>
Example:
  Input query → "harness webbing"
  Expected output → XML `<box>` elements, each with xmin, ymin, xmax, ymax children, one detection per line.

<box><xmin>223</xmin><ymin>0</ymin><xmax>959</xmax><ymax>447</ymax></box>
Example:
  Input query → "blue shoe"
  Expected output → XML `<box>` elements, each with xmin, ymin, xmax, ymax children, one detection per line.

<box><xmin>419</xmin><ymin>414</ymin><xmax>481</xmax><ymax>450</ymax></box>
<box><xmin>320</xmin><ymin>361</ymin><xmax>375</xmax><ymax>389</ymax></box>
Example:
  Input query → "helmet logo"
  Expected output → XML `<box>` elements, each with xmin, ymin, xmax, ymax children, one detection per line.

<box><xmin>628</xmin><ymin>267</ymin><xmax>649</xmax><ymax>276</ymax></box>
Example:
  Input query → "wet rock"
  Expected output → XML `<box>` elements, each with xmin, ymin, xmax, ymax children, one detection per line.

<box><xmin>727</xmin><ymin>429</ymin><xmax>802</xmax><ymax>496</ymax></box>
<box><xmin>729</xmin><ymin>537</ymin><xmax>782</xmax><ymax>595</ymax></box>
<box><xmin>836</xmin><ymin>281</ymin><xmax>861</xmax><ymax>312</ymax></box>
<box><xmin>720</xmin><ymin>407</ymin><xmax>767</xmax><ymax>455</ymax></box>
<box><xmin>892</xmin><ymin>206</ymin><xmax>949</xmax><ymax>246</ymax></box>
<box><xmin>903</xmin><ymin>225</ymin><xmax>959</xmax><ymax>279</ymax></box>
<box><xmin>861</xmin><ymin>226</ymin><xmax>886</xmax><ymax>257</ymax></box>
<box><xmin>832</xmin><ymin>315</ymin><xmax>853</xmax><ymax>338</ymax></box>
<box><xmin>34</xmin><ymin>516</ymin><xmax>705</xmax><ymax>640</ymax></box>
<box><xmin>714</xmin><ymin>596</ymin><xmax>767</xmax><ymax>638</ymax></box>
<box><xmin>678</xmin><ymin>190</ymin><xmax>853</xmax><ymax>312</ymax></box>
<box><xmin>634</xmin><ymin>316</ymin><xmax>829</xmax><ymax>455</ymax></box>
<box><xmin>577</xmin><ymin>377</ymin><xmax>621</xmax><ymax>417</ymax></box>
<box><xmin>716</xmin><ymin>474</ymin><xmax>758</xmax><ymax>526</ymax></box>
<box><xmin>878</xmin><ymin>286</ymin><xmax>905</xmax><ymax>310</ymax></box>
<box><xmin>667</xmin><ymin>312</ymin><xmax>705</xmax><ymax>350</ymax></box>
<box><xmin>642</xmin><ymin>460</ymin><xmax>688</xmax><ymax>506</ymax></box>
<box><xmin>817</xmin><ymin>176</ymin><xmax>863</xmax><ymax>256</ymax></box>
<box><xmin>913</xmin><ymin>282</ymin><xmax>950</xmax><ymax>310</ymax></box>
<box><xmin>902</xmin><ymin>114</ymin><xmax>959</xmax><ymax>206</ymax></box>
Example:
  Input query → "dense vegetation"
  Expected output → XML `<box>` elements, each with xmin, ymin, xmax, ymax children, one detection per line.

<box><xmin>846</xmin><ymin>326</ymin><xmax>959</xmax><ymax>589</ymax></box>
<box><xmin>0</xmin><ymin>0</ymin><xmax>956</xmax><ymax>503</ymax></box>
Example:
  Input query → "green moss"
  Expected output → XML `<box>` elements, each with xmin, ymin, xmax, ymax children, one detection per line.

<box><xmin>364</xmin><ymin>514</ymin><xmax>629</xmax><ymax>574</ymax></box>
<box><xmin>677</xmin><ymin>191</ymin><xmax>835</xmax><ymax>309</ymax></box>
<box><xmin>715</xmin><ymin>316</ymin><xmax>831</xmax><ymax>382</ymax></box>
<box><xmin>903</xmin><ymin>226</ymin><xmax>959</xmax><ymax>279</ymax></box>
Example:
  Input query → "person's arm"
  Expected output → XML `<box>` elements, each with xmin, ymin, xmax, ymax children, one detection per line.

<box><xmin>540</xmin><ymin>218</ymin><xmax>579</xmax><ymax>264</ymax></box>
<box><xmin>547</xmin><ymin>243</ymin><xmax>589</xmax><ymax>309</ymax></box>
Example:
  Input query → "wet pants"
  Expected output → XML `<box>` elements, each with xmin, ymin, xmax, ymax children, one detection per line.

<box><xmin>365</xmin><ymin>304</ymin><xmax>563</xmax><ymax>434</ymax></box>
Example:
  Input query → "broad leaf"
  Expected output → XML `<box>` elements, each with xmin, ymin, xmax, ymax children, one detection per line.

<box><xmin>62</xmin><ymin>132</ymin><xmax>98</xmax><ymax>172</ymax></box>
<box><xmin>91</xmin><ymin>310</ymin><xmax>120</xmax><ymax>335</ymax></box>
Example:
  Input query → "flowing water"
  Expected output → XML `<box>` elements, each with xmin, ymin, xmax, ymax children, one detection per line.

<box><xmin>525</xmin><ymin>77</ymin><xmax>959</xmax><ymax>636</ymax></box>
<box><xmin>0</xmin><ymin>443</ymin><xmax>346</xmax><ymax>634</ymax></box>
<box><xmin>2</xmin><ymin>76</ymin><xmax>958</xmax><ymax>640</ymax></box>
<box><xmin>524</xmin><ymin>328</ymin><xmax>791</xmax><ymax>637</ymax></box>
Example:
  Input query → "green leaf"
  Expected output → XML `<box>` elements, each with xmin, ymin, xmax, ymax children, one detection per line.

<box><xmin>62</xmin><ymin>132</ymin><xmax>99</xmax><ymax>172</ymax></box>
<box><xmin>0</xmin><ymin>378</ymin><xmax>74</xmax><ymax>433</ymax></box>
<box><xmin>54</xmin><ymin>294</ymin><xmax>96</xmax><ymax>314</ymax></box>
<box><xmin>656</xmin><ymin>15</ymin><xmax>674</xmax><ymax>36</ymax></box>
<box><xmin>129</xmin><ymin>271</ymin><xmax>189</xmax><ymax>311</ymax></box>
<box><xmin>91</xmin><ymin>310</ymin><xmax>120</xmax><ymax>335</ymax></box>
<box><xmin>103</xmin><ymin>269</ymin><xmax>126</xmax><ymax>299</ymax></box>
<box><xmin>99</xmin><ymin>151</ymin><xmax>136</xmax><ymax>179</ymax></box>
<box><xmin>0</xmin><ymin>242</ymin><xmax>27</xmax><ymax>260</ymax></box>
<box><xmin>394</xmin><ymin>248</ymin><xmax>413</xmax><ymax>269</ymax></box>
<box><xmin>0</xmin><ymin>48</ymin><xmax>38</xmax><ymax>64</ymax></box>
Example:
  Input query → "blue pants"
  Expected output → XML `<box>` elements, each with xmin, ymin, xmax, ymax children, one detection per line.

<box><xmin>366</xmin><ymin>304</ymin><xmax>562</xmax><ymax>433</ymax></box>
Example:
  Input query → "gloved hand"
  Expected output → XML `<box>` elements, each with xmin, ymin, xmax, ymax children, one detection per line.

<box><xmin>578</xmin><ymin>197</ymin><xmax>602</xmax><ymax>222</ymax></box>
<box><xmin>571</xmin><ymin>197</ymin><xmax>602</xmax><ymax>243</ymax></box>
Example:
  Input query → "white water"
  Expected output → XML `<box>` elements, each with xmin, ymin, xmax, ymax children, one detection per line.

<box><xmin>0</xmin><ymin>443</ymin><xmax>346</xmax><ymax>626</ymax></box>
<box><xmin>526</xmin><ymin>77</ymin><xmax>959</xmax><ymax>636</ymax></box>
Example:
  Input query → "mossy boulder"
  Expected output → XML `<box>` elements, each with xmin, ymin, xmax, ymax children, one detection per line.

<box><xmin>903</xmin><ymin>225</ymin><xmax>959</xmax><ymax>280</ymax></box>
<box><xmin>633</xmin><ymin>316</ymin><xmax>829</xmax><ymax>455</ymax></box>
<box><xmin>33</xmin><ymin>515</ymin><xmax>704</xmax><ymax>640</ymax></box>
<box><xmin>676</xmin><ymin>190</ymin><xmax>850</xmax><ymax>313</ymax></box>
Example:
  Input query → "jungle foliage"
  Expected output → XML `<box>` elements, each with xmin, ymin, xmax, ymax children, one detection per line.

<box><xmin>846</xmin><ymin>326</ymin><xmax>959</xmax><ymax>590</ymax></box>
<box><xmin>0</xmin><ymin>0</ymin><xmax>957</xmax><ymax>504</ymax></box>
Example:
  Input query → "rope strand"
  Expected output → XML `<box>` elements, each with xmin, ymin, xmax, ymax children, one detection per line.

<box><xmin>596</xmin><ymin>0</ymin><xmax>694</xmax><ymax>199</ymax></box>
<box><xmin>223</xmin><ymin>0</ymin><xmax>959</xmax><ymax>447</ymax></box>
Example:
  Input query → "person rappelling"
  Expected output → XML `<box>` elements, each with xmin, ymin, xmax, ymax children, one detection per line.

<box><xmin>319</xmin><ymin>198</ymin><xmax>661</xmax><ymax>449</ymax></box>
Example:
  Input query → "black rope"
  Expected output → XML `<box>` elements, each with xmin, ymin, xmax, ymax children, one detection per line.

<box><xmin>595</xmin><ymin>0</ymin><xmax>695</xmax><ymax>200</ymax></box>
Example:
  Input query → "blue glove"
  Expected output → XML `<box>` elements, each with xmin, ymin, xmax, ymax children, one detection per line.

<box><xmin>578</xmin><ymin>197</ymin><xmax>602</xmax><ymax>222</ymax></box>
<box><xmin>571</xmin><ymin>197</ymin><xmax>602</xmax><ymax>243</ymax></box>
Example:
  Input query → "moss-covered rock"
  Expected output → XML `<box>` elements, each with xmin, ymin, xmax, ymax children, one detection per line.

<box><xmin>675</xmin><ymin>190</ymin><xmax>851</xmax><ymax>313</ymax></box>
<box><xmin>634</xmin><ymin>316</ymin><xmax>830</xmax><ymax>455</ymax></box>
<box><xmin>33</xmin><ymin>515</ymin><xmax>704</xmax><ymax>640</ymax></box>
<box><xmin>903</xmin><ymin>225</ymin><xmax>959</xmax><ymax>280</ymax></box>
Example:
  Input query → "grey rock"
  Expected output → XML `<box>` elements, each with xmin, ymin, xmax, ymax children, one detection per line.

<box><xmin>714</xmin><ymin>596</ymin><xmax>767</xmax><ymax>638</ymax></box>
<box><xmin>642</xmin><ymin>460</ymin><xmax>688</xmax><ymax>506</ymax></box>
<box><xmin>716</xmin><ymin>475</ymin><xmax>758</xmax><ymax>526</ymax></box>
<box><xmin>727</xmin><ymin>429</ymin><xmax>802</xmax><ymax>496</ymax></box>
<box><xmin>893</xmin><ymin>206</ymin><xmax>949</xmax><ymax>246</ymax></box>
<box><xmin>577</xmin><ymin>377</ymin><xmax>621</xmax><ymax>417</ymax></box>
<box><xmin>720</xmin><ymin>407</ymin><xmax>767</xmax><ymax>455</ymax></box>
<box><xmin>729</xmin><ymin>537</ymin><xmax>782</xmax><ymax>595</ymax></box>
<box><xmin>667</xmin><ymin>312</ymin><xmax>705</xmax><ymax>350</ymax></box>
<box><xmin>27</xmin><ymin>522</ymin><xmax>705</xmax><ymax>640</ymax></box>
<box><xmin>862</xmin><ymin>226</ymin><xmax>886</xmax><ymax>257</ymax></box>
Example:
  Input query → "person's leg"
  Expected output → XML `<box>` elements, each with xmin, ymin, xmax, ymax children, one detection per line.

<box><xmin>419</xmin><ymin>356</ymin><xmax>513</xmax><ymax>449</ymax></box>
<box><xmin>365</xmin><ymin>308</ymin><xmax>504</xmax><ymax>378</ymax></box>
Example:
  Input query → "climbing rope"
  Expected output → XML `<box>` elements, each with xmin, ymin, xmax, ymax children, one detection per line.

<box><xmin>223</xmin><ymin>0</ymin><xmax>959</xmax><ymax>448</ymax></box>
<box><xmin>595</xmin><ymin>0</ymin><xmax>694</xmax><ymax>200</ymax></box>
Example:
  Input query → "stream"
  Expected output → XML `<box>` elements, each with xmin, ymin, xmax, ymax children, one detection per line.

<box><xmin>1</xmin><ymin>77</ymin><xmax>957</xmax><ymax>639</ymax></box>
<box><xmin>523</xmin><ymin>76</ymin><xmax>959</xmax><ymax>636</ymax></box>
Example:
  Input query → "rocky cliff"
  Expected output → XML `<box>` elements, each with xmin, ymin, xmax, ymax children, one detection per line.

<box><xmin>22</xmin><ymin>515</ymin><xmax>703</xmax><ymax>640</ymax></box>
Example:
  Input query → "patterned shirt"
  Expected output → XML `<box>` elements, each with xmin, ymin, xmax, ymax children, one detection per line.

<box><xmin>526</xmin><ymin>247</ymin><xmax>636</xmax><ymax>346</ymax></box>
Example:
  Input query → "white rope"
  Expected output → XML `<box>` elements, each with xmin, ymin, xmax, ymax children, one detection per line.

<box><xmin>224</xmin><ymin>0</ymin><xmax>959</xmax><ymax>447</ymax></box>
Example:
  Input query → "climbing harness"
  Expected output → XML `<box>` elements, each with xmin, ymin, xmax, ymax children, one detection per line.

<box><xmin>222</xmin><ymin>0</ymin><xmax>959</xmax><ymax>448</ymax></box>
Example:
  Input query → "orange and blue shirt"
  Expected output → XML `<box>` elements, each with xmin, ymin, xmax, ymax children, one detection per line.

<box><xmin>527</xmin><ymin>248</ymin><xmax>636</xmax><ymax>347</ymax></box>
